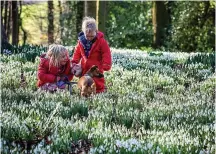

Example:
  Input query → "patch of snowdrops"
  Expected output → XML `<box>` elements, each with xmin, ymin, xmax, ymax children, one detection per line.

<box><xmin>1</xmin><ymin>48</ymin><xmax>215</xmax><ymax>153</ymax></box>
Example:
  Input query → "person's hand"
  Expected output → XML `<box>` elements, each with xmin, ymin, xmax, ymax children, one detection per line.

<box><xmin>56</xmin><ymin>75</ymin><xmax>68</xmax><ymax>82</ymax></box>
<box><xmin>60</xmin><ymin>75</ymin><xmax>68</xmax><ymax>81</ymax></box>
<box><xmin>56</xmin><ymin>76</ymin><xmax>61</xmax><ymax>82</ymax></box>
<box><xmin>71</xmin><ymin>63</ymin><xmax>82</xmax><ymax>77</ymax></box>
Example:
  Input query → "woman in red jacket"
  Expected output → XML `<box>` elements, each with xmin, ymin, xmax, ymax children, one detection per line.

<box><xmin>37</xmin><ymin>44</ymin><xmax>73</xmax><ymax>92</ymax></box>
<box><xmin>72</xmin><ymin>17</ymin><xmax>112</xmax><ymax>93</ymax></box>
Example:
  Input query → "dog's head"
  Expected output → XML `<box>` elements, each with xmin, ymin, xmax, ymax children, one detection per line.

<box><xmin>88</xmin><ymin>65</ymin><xmax>104</xmax><ymax>78</ymax></box>
<box><xmin>81</xmin><ymin>91</ymin><xmax>89</xmax><ymax>97</ymax></box>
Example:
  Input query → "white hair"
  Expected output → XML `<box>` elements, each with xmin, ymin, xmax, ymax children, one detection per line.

<box><xmin>82</xmin><ymin>16</ymin><xmax>97</xmax><ymax>34</ymax></box>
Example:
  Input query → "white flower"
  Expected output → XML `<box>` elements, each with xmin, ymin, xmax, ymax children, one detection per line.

<box><xmin>109</xmin><ymin>149</ymin><xmax>113</xmax><ymax>153</ymax></box>
<box><xmin>99</xmin><ymin>145</ymin><xmax>105</xmax><ymax>151</ymax></box>
<box><xmin>3</xmin><ymin>49</ymin><xmax>12</xmax><ymax>55</ymax></box>
<box><xmin>128</xmin><ymin>147</ymin><xmax>131</xmax><ymax>151</ymax></box>
<box><xmin>156</xmin><ymin>146</ymin><xmax>161</xmax><ymax>153</ymax></box>
<box><xmin>116</xmin><ymin>140</ymin><xmax>122</xmax><ymax>148</ymax></box>
<box><xmin>40</xmin><ymin>150</ymin><xmax>46</xmax><ymax>154</ymax></box>
<box><xmin>89</xmin><ymin>148</ymin><xmax>96</xmax><ymax>154</ymax></box>
<box><xmin>132</xmin><ymin>148</ymin><xmax>137</xmax><ymax>153</ymax></box>
<box><xmin>147</xmin><ymin>143</ymin><xmax>153</xmax><ymax>149</ymax></box>
<box><xmin>11</xmin><ymin>142</ymin><xmax>16</xmax><ymax>147</ymax></box>
<box><xmin>199</xmin><ymin>150</ymin><xmax>205</xmax><ymax>154</ymax></box>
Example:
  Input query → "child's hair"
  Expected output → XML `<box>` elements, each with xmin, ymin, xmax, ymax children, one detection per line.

<box><xmin>82</xmin><ymin>16</ymin><xmax>97</xmax><ymax>34</ymax></box>
<box><xmin>46</xmin><ymin>44</ymin><xmax>68</xmax><ymax>67</ymax></box>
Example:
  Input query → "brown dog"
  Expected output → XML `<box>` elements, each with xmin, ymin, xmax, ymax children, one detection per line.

<box><xmin>78</xmin><ymin>65</ymin><xmax>104</xmax><ymax>97</ymax></box>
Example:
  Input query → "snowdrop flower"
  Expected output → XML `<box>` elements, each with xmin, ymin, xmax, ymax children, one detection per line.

<box><xmin>128</xmin><ymin>147</ymin><xmax>131</xmax><ymax>151</ymax></box>
<box><xmin>123</xmin><ymin>142</ymin><xmax>129</xmax><ymax>149</ymax></box>
<box><xmin>89</xmin><ymin>148</ymin><xmax>96</xmax><ymax>154</ymax></box>
<box><xmin>11</xmin><ymin>142</ymin><xmax>16</xmax><ymax>147</ymax></box>
<box><xmin>47</xmin><ymin>147</ymin><xmax>51</xmax><ymax>153</ymax></box>
<box><xmin>33</xmin><ymin>148</ymin><xmax>38</xmax><ymax>153</ymax></box>
<box><xmin>132</xmin><ymin>148</ymin><xmax>137</xmax><ymax>153</ymax></box>
<box><xmin>116</xmin><ymin>140</ymin><xmax>122</xmax><ymax>147</ymax></box>
<box><xmin>156</xmin><ymin>146</ymin><xmax>161</xmax><ymax>153</ymax></box>
<box><xmin>40</xmin><ymin>150</ymin><xmax>46</xmax><ymax>154</ymax></box>
<box><xmin>130</xmin><ymin>138</ymin><xmax>138</xmax><ymax>145</ymax></box>
<box><xmin>199</xmin><ymin>150</ymin><xmax>205</xmax><ymax>154</ymax></box>
<box><xmin>99</xmin><ymin>145</ymin><xmax>105</xmax><ymax>151</ymax></box>
<box><xmin>3</xmin><ymin>49</ymin><xmax>12</xmax><ymax>55</ymax></box>
<box><xmin>147</xmin><ymin>143</ymin><xmax>153</xmax><ymax>149</ymax></box>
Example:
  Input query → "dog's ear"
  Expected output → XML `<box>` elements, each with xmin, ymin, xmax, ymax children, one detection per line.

<box><xmin>97</xmin><ymin>73</ymin><xmax>104</xmax><ymax>78</ymax></box>
<box><xmin>90</xmin><ymin>65</ymin><xmax>98</xmax><ymax>72</ymax></box>
<box><xmin>88</xmin><ymin>65</ymin><xmax>103</xmax><ymax>78</ymax></box>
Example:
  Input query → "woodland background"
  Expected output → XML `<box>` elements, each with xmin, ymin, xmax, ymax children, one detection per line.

<box><xmin>1</xmin><ymin>0</ymin><xmax>215</xmax><ymax>52</ymax></box>
<box><xmin>1</xmin><ymin>1</ymin><xmax>215</xmax><ymax>153</ymax></box>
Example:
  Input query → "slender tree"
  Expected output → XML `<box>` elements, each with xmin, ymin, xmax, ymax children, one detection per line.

<box><xmin>4</xmin><ymin>1</ymin><xmax>8</xmax><ymax>30</ymax></box>
<box><xmin>6</xmin><ymin>1</ymin><xmax>11</xmax><ymax>40</ymax></box>
<box><xmin>166</xmin><ymin>1</ymin><xmax>173</xmax><ymax>36</ymax></box>
<box><xmin>152</xmin><ymin>1</ymin><xmax>169</xmax><ymax>48</ymax></box>
<box><xmin>200</xmin><ymin>1</ymin><xmax>212</xmax><ymax>28</ymax></box>
<box><xmin>48</xmin><ymin>0</ymin><xmax>54</xmax><ymax>44</ymax></box>
<box><xmin>84</xmin><ymin>1</ymin><xmax>96</xmax><ymax>19</ymax></box>
<box><xmin>1</xmin><ymin>1</ymin><xmax>4</xmax><ymax>21</ymax></box>
<box><xmin>98</xmin><ymin>1</ymin><xmax>107</xmax><ymax>34</ymax></box>
<box><xmin>1</xmin><ymin>21</ymin><xmax>8</xmax><ymax>44</ymax></box>
<box><xmin>76</xmin><ymin>1</ymin><xmax>84</xmax><ymax>34</ymax></box>
<box><xmin>61</xmin><ymin>1</ymin><xmax>77</xmax><ymax>45</ymax></box>
<box><xmin>1</xmin><ymin>21</ymin><xmax>11</xmax><ymax>52</ymax></box>
<box><xmin>58</xmin><ymin>1</ymin><xmax>63</xmax><ymax>41</ymax></box>
<box><xmin>19</xmin><ymin>1</ymin><xmax>27</xmax><ymax>45</ymax></box>
<box><xmin>12</xmin><ymin>1</ymin><xmax>19</xmax><ymax>45</ymax></box>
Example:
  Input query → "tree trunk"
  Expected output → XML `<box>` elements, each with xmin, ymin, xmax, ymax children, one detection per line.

<box><xmin>7</xmin><ymin>1</ymin><xmax>11</xmax><ymax>41</ymax></box>
<box><xmin>12</xmin><ymin>1</ymin><xmax>19</xmax><ymax>45</ymax></box>
<box><xmin>98</xmin><ymin>1</ymin><xmax>107</xmax><ymax>34</ymax></box>
<box><xmin>1</xmin><ymin>21</ymin><xmax>8</xmax><ymax>43</ymax></box>
<box><xmin>19</xmin><ymin>1</ymin><xmax>27</xmax><ymax>45</ymax></box>
<box><xmin>84</xmin><ymin>1</ymin><xmax>96</xmax><ymax>19</ymax></box>
<box><xmin>4</xmin><ymin>1</ymin><xmax>8</xmax><ymax>30</ymax></box>
<box><xmin>58</xmin><ymin>1</ymin><xmax>63</xmax><ymax>41</ymax></box>
<box><xmin>166</xmin><ymin>1</ymin><xmax>173</xmax><ymax>36</ymax></box>
<box><xmin>152</xmin><ymin>1</ymin><xmax>169</xmax><ymax>48</ymax></box>
<box><xmin>200</xmin><ymin>1</ymin><xmax>210</xmax><ymax>28</ymax></box>
<box><xmin>48</xmin><ymin>0</ymin><xmax>54</xmax><ymax>44</ymax></box>
<box><xmin>76</xmin><ymin>1</ymin><xmax>84</xmax><ymax>34</ymax></box>
<box><xmin>1</xmin><ymin>1</ymin><xmax>4</xmax><ymax>22</ymax></box>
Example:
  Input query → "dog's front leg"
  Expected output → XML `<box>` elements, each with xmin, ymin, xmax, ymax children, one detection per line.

<box><xmin>81</xmin><ymin>85</ymin><xmax>88</xmax><ymax>97</ymax></box>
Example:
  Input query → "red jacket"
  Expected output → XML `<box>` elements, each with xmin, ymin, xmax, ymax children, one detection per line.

<box><xmin>72</xmin><ymin>31</ymin><xmax>112</xmax><ymax>93</ymax></box>
<box><xmin>37</xmin><ymin>54</ymin><xmax>73</xmax><ymax>87</ymax></box>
